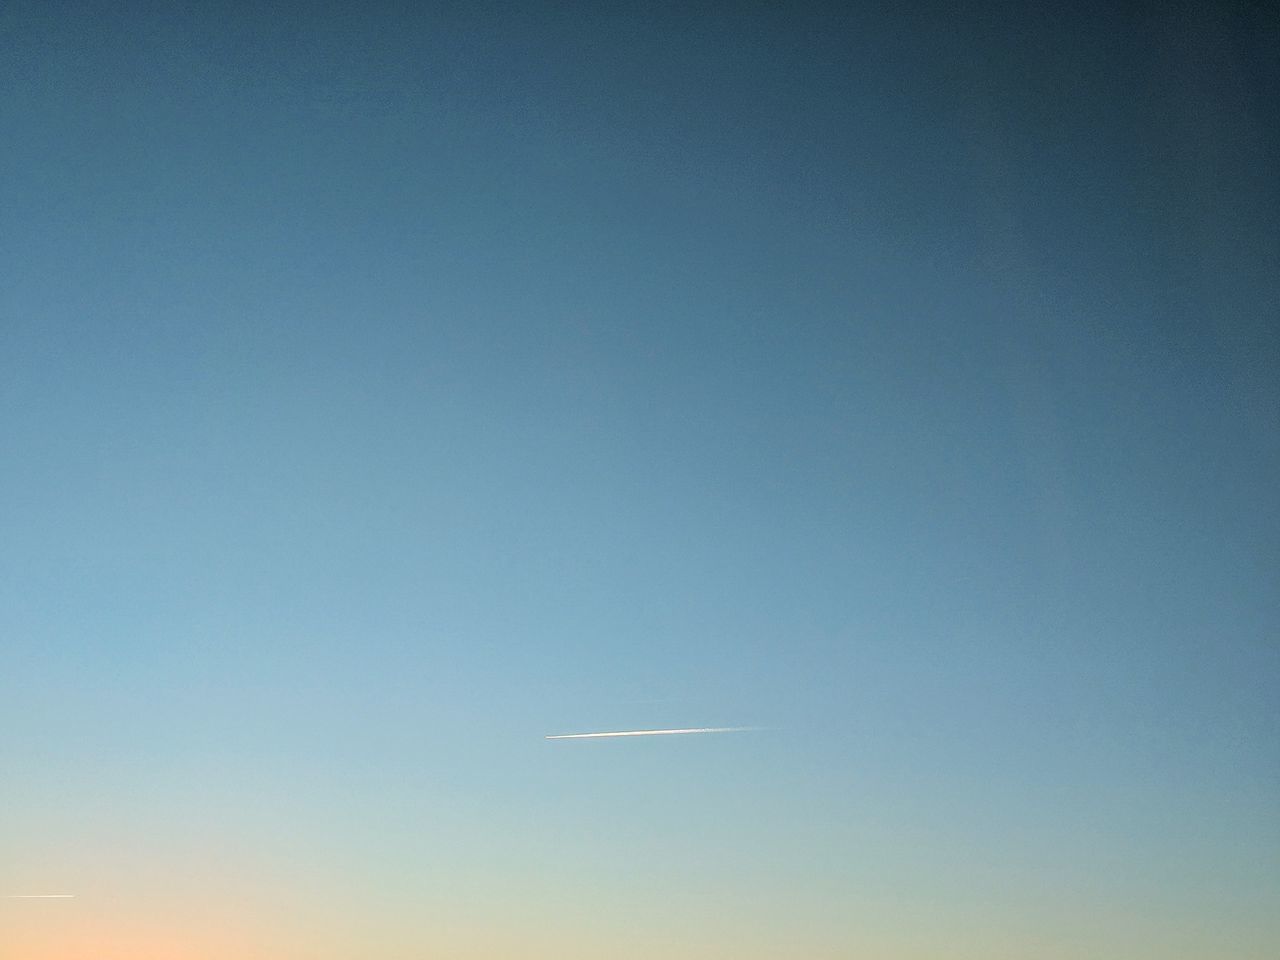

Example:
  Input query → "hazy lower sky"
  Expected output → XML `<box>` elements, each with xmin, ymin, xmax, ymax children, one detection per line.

<box><xmin>2</xmin><ymin>2</ymin><xmax>1277</xmax><ymax>958</ymax></box>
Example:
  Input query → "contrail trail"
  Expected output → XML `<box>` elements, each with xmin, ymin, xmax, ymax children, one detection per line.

<box><xmin>3</xmin><ymin>895</ymin><xmax>76</xmax><ymax>899</ymax></box>
<box><xmin>545</xmin><ymin>727</ymin><xmax>752</xmax><ymax>740</ymax></box>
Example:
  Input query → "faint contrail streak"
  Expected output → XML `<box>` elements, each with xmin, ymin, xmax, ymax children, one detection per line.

<box><xmin>545</xmin><ymin>727</ymin><xmax>753</xmax><ymax>740</ymax></box>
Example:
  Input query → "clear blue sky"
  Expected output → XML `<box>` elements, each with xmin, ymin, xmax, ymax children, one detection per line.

<box><xmin>2</xmin><ymin>2</ymin><xmax>1277</xmax><ymax>957</ymax></box>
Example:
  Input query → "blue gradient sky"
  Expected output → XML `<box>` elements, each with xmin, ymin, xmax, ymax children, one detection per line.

<box><xmin>2</xmin><ymin>2</ymin><xmax>1278</xmax><ymax>957</ymax></box>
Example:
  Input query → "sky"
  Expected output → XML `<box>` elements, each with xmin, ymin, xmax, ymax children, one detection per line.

<box><xmin>1</xmin><ymin>1</ymin><xmax>1277</xmax><ymax>957</ymax></box>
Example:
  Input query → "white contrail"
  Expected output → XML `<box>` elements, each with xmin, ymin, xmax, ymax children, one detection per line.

<box><xmin>3</xmin><ymin>895</ymin><xmax>76</xmax><ymax>899</ymax></box>
<box><xmin>545</xmin><ymin>727</ymin><xmax>752</xmax><ymax>740</ymax></box>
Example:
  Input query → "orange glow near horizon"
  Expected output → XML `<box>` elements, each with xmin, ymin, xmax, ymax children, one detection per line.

<box><xmin>1</xmin><ymin>899</ymin><xmax>281</xmax><ymax>960</ymax></box>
